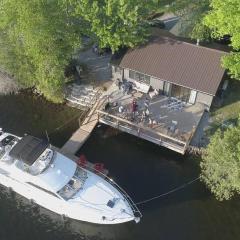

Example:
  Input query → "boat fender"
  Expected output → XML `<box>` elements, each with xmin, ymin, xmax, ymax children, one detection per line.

<box><xmin>134</xmin><ymin>217</ymin><xmax>140</xmax><ymax>224</ymax></box>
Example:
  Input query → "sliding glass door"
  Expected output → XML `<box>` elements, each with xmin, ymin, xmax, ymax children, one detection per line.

<box><xmin>170</xmin><ymin>84</ymin><xmax>196</xmax><ymax>103</ymax></box>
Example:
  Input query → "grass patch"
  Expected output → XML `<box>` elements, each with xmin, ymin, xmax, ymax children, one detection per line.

<box><xmin>211</xmin><ymin>79</ymin><xmax>240</xmax><ymax>122</ymax></box>
<box><xmin>207</xmin><ymin>79</ymin><xmax>240</xmax><ymax>135</ymax></box>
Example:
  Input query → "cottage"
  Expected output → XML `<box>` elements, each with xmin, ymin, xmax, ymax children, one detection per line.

<box><xmin>111</xmin><ymin>36</ymin><xmax>227</xmax><ymax>108</ymax></box>
<box><xmin>97</xmin><ymin>36</ymin><xmax>229</xmax><ymax>154</ymax></box>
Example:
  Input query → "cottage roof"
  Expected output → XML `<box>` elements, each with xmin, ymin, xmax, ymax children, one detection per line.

<box><xmin>119</xmin><ymin>37</ymin><xmax>227</xmax><ymax>95</ymax></box>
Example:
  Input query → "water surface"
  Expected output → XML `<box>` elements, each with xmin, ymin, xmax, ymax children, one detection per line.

<box><xmin>0</xmin><ymin>93</ymin><xmax>240</xmax><ymax>240</ymax></box>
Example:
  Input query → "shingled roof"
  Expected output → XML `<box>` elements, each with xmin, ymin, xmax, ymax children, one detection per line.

<box><xmin>119</xmin><ymin>37</ymin><xmax>227</xmax><ymax>95</ymax></box>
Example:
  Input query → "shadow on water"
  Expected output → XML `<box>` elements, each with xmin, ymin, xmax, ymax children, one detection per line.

<box><xmin>73</xmin><ymin>124</ymin><xmax>240</xmax><ymax>240</ymax></box>
<box><xmin>0</xmin><ymin>90</ymin><xmax>82</xmax><ymax>147</ymax></box>
<box><xmin>0</xmin><ymin>187</ymin><xmax>86</xmax><ymax>240</ymax></box>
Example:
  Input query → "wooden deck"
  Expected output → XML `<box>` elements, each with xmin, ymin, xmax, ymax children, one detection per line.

<box><xmin>61</xmin><ymin>81</ymin><xmax>196</xmax><ymax>155</ymax></box>
<box><xmin>61</xmin><ymin>96</ymin><xmax>106</xmax><ymax>155</ymax></box>
<box><xmin>97</xmin><ymin>110</ymin><xmax>194</xmax><ymax>154</ymax></box>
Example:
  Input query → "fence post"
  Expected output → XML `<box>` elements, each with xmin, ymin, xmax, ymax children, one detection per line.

<box><xmin>97</xmin><ymin>112</ymin><xmax>100</xmax><ymax>122</ymax></box>
<box><xmin>78</xmin><ymin>117</ymin><xmax>81</xmax><ymax>127</ymax></box>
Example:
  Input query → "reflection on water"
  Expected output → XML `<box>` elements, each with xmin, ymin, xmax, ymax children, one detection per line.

<box><xmin>0</xmin><ymin>91</ymin><xmax>82</xmax><ymax>148</ymax></box>
<box><xmin>0</xmin><ymin>187</ymin><xmax>84</xmax><ymax>240</ymax></box>
<box><xmin>1</xmin><ymin>124</ymin><xmax>240</xmax><ymax>240</ymax></box>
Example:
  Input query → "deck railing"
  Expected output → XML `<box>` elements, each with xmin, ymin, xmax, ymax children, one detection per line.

<box><xmin>97</xmin><ymin>110</ymin><xmax>190</xmax><ymax>154</ymax></box>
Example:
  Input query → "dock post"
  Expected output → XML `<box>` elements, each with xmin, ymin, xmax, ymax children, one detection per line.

<box><xmin>137</xmin><ymin>127</ymin><xmax>141</xmax><ymax>136</ymax></box>
<box><xmin>78</xmin><ymin>117</ymin><xmax>81</xmax><ymax>127</ymax></box>
<box><xmin>61</xmin><ymin>214</ymin><xmax>66</xmax><ymax>226</ymax></box>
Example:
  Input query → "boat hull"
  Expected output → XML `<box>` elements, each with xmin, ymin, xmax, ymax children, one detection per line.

<box><xmin>0</xmin><ymin>131</ymin><xmax>140</xmax><ymax>224</ymax></box>
<box><xmin>0</xmin><ymin>162</ymin><xmax>137</xmax><ymax>224</ymax></box>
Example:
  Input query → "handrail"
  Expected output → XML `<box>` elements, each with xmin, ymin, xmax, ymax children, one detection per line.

<box><xmin>81</xmin><ymin>95</ymin><xmax>107</xmax><ymax>126</ymax></box>
<box><xmin>100</xmin><ymin>117</ymin><xmax>186</xmax><ymax>154</ymax></box>
<box><xmin>97</xmin><ymin>109</ymin><xmax>187</xmax><ymax>146</ymax></box>
<box><xmin>78</xmin><ymin>163</ymin><xmax>142</xmax><ymax>219</ymax></box>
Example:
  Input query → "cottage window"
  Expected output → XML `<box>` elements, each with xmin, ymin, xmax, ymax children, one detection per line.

<box><xmin>129</xmin><ymin>70</ymin><xmax>135</xmax><ymax>79</ymax></box>
<box><xmin>129</xmin><ymin>70</ymin><xmax>150</xmax><ymax>85</ymax></box>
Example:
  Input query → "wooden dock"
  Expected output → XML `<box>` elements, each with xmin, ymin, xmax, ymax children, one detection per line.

<box><xmin>61</xmin><ymin>96</ymin><xmax>106</xmax><ymax>155</ymax></box>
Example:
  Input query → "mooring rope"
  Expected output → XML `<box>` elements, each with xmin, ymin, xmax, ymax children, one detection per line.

<box><xmin>48</xmin><ymin>110</ymin><xmax>87</xmax><ymax>136</ymax></box>
<box><xmin>135</xmin><ymin>177</ymin><xmax>200</xmax><ymax>205</ymax></box>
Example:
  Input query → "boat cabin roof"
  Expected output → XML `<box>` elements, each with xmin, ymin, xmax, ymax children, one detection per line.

<box><xmin>9</xmin><ymin>135</ymin><xmax>49</xmax><ymax>165</ymax></box>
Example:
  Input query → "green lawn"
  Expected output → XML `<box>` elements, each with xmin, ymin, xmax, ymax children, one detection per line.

<box><xmin>211</xmin><ymin>79</ymin><xmax>240</xmax><ymax>122</ymax></box>
<box><xmin>207</xmin><ymin>79</ymin><xmax>240</xmax><ymax>135</ymax></box>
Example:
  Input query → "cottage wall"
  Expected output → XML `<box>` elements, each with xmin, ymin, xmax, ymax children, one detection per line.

<box><xmin>112</xmin><ymin>66</ymin><xmax>214</xmax><ymax>107</ymax></box>
<box><xmin>123</xmin><ymin>68</ymin><xmax>132</xmax><ymax>82</ymax></box>
<box><xmin>150</xmin><ymin>77</ymin><xmax>164</xmax><ymax>91</ymax></box>
<box><xmin>195</xmin><ymin>92</ymin><xmax>213</xmax><ymax>107</ymax></box>
<box><xmin>112</xmin><ymin>66</ymin><xmax>123</xmax><ymax>81</ymax></box>
<box><xmin>123</xmin><ymin>69</ymin><xmax>165</xmax><ymax>90</ymax></box>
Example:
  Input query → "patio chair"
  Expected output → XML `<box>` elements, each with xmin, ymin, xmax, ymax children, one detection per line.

<box><xmin>118</xmin><ymin>105</ymin><xmax>124</xmax><ymax>113</ymax></box>
<box><xmin>168</xmin><ymin>120</ymin><xmax>178</xmax><ymax>132</ymax></box>
<box><xmin>152</xmin><ymin>119</ymin><xmax>157</xmax><ymax>126</ymax></box>
<box><xmin>149</xmin><ymin>89</ymin><xmax>159</xmax><ymax>99</ymax></box>
<box><xmin>145</xmin><ymin>108</ymin><xmax>150</xmax><ymax>116</ymax></box>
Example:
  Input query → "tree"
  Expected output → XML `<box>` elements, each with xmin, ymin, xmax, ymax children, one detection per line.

<box><xmin>203</xmin><ymin>0</ymin><xmax>240</xmax><ymax>80</ymax></box>
<box><xmin>200</xmin><ymin>125</ymin><xmax>240</xmax><ymax>200</ymax></box>
<box><xmin>73</xmin><ymin>0</ymin><xmax>160</xmax><ymax>52</ymax></box>
<box><xmin>0</xmin><ymin>0</ymin><xmax>82</xmax><ymax>102</ymax></box>
<box><xmin>171</xmin><ymin>0</ymin><xmax>210</xmax><ymax>38</ymax></box>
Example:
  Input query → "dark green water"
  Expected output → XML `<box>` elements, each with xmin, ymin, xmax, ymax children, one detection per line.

<box><xmin>0</xmin><ymin>93</ymin><xmax>240</xmax><ymax>240</ymax></box>
<box><xmin>0</xmin><ymin>91</ymin><xmax>82</xmax><ymax>147</ymax></box>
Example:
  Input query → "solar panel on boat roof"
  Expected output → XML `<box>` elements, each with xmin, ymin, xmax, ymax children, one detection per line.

<box><xmin>9</xmin><ymin>135</ymin><xmax>49</xmax><ymax>165</ymax></box>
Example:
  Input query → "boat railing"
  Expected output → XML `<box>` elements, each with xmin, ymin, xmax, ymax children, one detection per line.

<box><xmin>79</xmin><ymin>163</ymin><xmax>142</xmax><ymax>219</ymax></box>
<box><xmin>105</xmin><ymin>175</ymin><xmax>142</xmax><ymax>219</ymax></box>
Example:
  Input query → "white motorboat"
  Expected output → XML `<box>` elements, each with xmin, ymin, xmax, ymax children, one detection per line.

<box><xmin>0</xmin><ymin>129</ymin><xmax>141</xmax><ymax>224</ymax></box>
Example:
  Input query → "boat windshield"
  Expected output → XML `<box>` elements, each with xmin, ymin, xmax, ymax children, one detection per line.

<box><xmin>15</xmin><ymin>149</ymin><xmax>54</xmax><ymax>175</ymax></box>
<box><xmin>28</xmin><ymin>149</ymin><xmax>54</xmax><ymax>175</ymax></box>
<box><xmin>0</xmin><ymin>135</ymin><xmax>18</xmax><ymax>163</ymax></box>
<box><xmin>57</xmin><ymin>167</ymin><xmax>88</xmax><ymax>200</ymax></box>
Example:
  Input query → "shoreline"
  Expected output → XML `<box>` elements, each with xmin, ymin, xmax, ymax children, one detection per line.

<box><xmin>0</xmin><ymin>69</ymin><xmax>19</xmax><ymax>95</ymax></box>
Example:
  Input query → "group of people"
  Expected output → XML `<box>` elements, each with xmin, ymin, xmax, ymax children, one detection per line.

<box><xmin>116</xmin><ymin>79</ymin><xmax>133</xmax><ymax>95</ymax></box>
<box><xmin>117</xmin><ymin>96</ymin><xmax>158</xmax><ymax>128</ymax></box>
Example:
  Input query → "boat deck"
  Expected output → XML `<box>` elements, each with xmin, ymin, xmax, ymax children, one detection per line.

<box><xmin>56</xmin><ymin>147</ymin><xmax>109</xmax><ymax>176</ymax></box>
